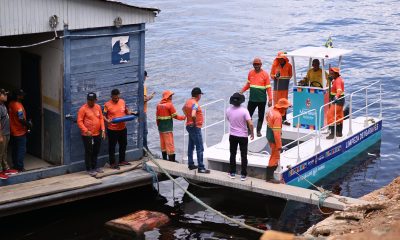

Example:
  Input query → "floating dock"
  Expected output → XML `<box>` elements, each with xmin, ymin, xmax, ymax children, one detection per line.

<box><xmin>146</xmin><ymin>159</ymin><xmax>368</xmax><ymax>210</ymax></box>
<box><xmin>0</xmin><ymin>166</ymin><xmax>152</xmax><ymax>217</ymax></box>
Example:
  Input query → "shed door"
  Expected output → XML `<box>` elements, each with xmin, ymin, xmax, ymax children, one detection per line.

<box><xmin>66</xmin><ymin>26</ymin><xmax>143</xmax><ymax>164</ymax></box>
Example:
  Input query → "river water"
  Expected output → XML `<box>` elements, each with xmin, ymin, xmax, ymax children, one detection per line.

<box><xmin>2</xmin><ymin>0</ymin><xmax>400</xmax><ymax>239</ymax></box>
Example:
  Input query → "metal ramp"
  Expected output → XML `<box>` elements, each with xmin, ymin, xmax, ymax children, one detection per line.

<box><xmin>146</xmin><ymin>159</ymin><xmax>369</xmax><ymax>210</ymax></box>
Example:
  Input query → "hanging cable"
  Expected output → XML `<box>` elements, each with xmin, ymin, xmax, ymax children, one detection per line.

<box><xmin>143</xmin><ymin>149</ymin><xmax>265</xmax><ymax>235</ymax></box>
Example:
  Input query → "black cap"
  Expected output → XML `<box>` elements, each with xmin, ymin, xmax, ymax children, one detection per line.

<box><xmin>191</xmin><ymin>87</ymin><xmax>204</xmax><ymax>97</ymax></box>
<box><xmin>0</xmin><ymin>89</ymin><xmax>8</xmax><ymax>95</ymax></box>
<box><xmin>144</xmin><ymin>70</ymin><xmax>148</xmax><ymax>77</ymax></box>
<box><xmin>229</xmin><ymin>92</ymin><xmax>245</xmax><ymax>106</ymax></box>
<box><xmin>13</xmin><ymin>89</ymin><xmax>25</xmax><ymax>96</ymax></box>
<box><xmin>111</xmin><ymin>89</ymin><xmax>120</xmax><ymax>96</ymax></box>
<box><xmin>87</xmin><ymin>92</ymin><xmax>97</xmax><ymax>100</ymax></box>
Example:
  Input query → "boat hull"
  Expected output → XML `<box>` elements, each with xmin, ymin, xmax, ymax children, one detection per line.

<box><xmin>284</xmin><ymin>121</ymin><xmax>382</xmax><ymax>188</ymax></box>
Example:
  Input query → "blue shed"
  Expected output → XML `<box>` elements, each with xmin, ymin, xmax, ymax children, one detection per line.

<box><xmin>0</xmin><ymin>0</ymin><xmax>159</xmax><ymax>186</ymax></box>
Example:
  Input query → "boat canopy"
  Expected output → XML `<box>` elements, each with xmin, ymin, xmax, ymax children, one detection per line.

<box><xmin>285</xmin><ymin>47</ymin><xmax>352</xmax><ymax>60</ymax></box>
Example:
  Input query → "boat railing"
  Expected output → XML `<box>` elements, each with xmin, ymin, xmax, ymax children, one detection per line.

<box><xmin>182</xmin><ymin>98</ymin><xmax>226</xmax><ymax>161</ymax></box>
<box><xmin>317</xmin><ymin>80</ymin><xmax>382</xmax><ymax>145</ymax></box>
<box><xmin>277</xmin><ymin>109</ymin><xmax>319</xmax><ymax>171</ymax></box>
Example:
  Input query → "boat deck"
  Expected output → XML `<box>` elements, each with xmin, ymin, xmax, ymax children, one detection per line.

<box><xmin>205</xmin><ymin>116</ymin><xmax>376</xmax><ymax>173</ymax></box>
<box><xmin>146</xmin><ymin>159</ymin><xmax>369</xmax><ymax>210</ymax></box>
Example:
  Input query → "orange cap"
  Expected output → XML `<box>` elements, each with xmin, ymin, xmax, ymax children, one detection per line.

<box><xmin>276</xmin><ymin>51</ymin><xmax>286</xmax><ymax>59</ymax></box>
<box><xmin>253</xmin><ymin>57</ymin><xmax>262</xmax><ymax>64</ymax></box>
<box><xmin>329</xmin><ymin>67</ymin><xmax>340</xmax><ymax>73</ymax></box>
<box><xmin>162</xmin><ymin>90</ymin><xmax>174</xmax><ymax>100</ymax></box>
<box><xmin>275</xmin><ymin>98</ymin><xmax>291</xmax><ymax>109</ymax></box>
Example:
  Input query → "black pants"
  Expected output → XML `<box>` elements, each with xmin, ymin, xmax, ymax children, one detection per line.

<box><xmin>82</xmin><ymin>135</ymin><xmax>101</xmax><ymax>171</ymax></box>
<box><xmin>107</xmin><ymin>128</ymin><xmax>127</xmax><ymax>165</ymax></box>
<box><xmin>229</xmin><ymin>135</ymin><xmax>248</xmax><ymax>176</ymax></box>
<box><xmin>247</xmin><ymin>101</ymin><xmax>266</xmax><ymax>132</ymax></box>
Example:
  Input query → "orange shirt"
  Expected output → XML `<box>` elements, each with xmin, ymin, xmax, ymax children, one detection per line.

<box><xmin>331</xmin><ymin>76</ymin><xmax>345</xmax><ymax>97</ymax></box>
<box><xmin>77</xmin><ymin>103</ymin><xmax>105</xmax><ymax>136</ymax></box>
<box><xmin>183</xmin><ymin>98</ymin><xmax>203</xmax><ymax>128</ymax></box>
<box><xmin>104</xmin><ymin>99</ymin><xmax>128</xmax><ymax>130</ymax></box>
<box><xmin>242</xmin><ymin>69</ymin><xmax>272</xmax><ymax>102</ymax></box>
<box><xmin>266</xmin><ymin>107</ymin><xmax>283</xmax><ymax>148</ymax></box>
<box><xmin>8</xmin><ymin>101</ymin><xmax>27</xmax><ymax>137</ymax></box>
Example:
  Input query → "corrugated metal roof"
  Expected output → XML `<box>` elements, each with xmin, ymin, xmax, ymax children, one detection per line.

<box><xmin>102</xmin><ymin>0</ymin><xmax>160</xmax><ymax>13</ymax></box>
<box><xmin>0</xmin><ymin>0</ymin><xmax>160</xmax><ymax>37</ymax></box>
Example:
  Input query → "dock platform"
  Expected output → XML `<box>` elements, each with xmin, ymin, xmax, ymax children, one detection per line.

<box><xmin>146</xmin><ymin>159</ymin><xmax>368</xmax><ymax>210</ymax></box>
<box><xmin>0</xmin><ymin>166</ymin><xmax>152</xmax><ymax>217</ymax></box>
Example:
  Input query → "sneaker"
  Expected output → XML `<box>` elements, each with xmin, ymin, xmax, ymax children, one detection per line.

<box><xmin>188</xmin><ymin>165</ymin><xmax>198</xmax><ymax>170</ymax></box>
<box><xmin>119</xmin><ymin>161</ymin><xmax>131</xmax><ymax>166</ymax></box>
<box><xmin>95</xmin><ymin>168</ymin><xmax>104</xmax><ymax>173</ymax></box>
<box><xmin>283</xmin><ymin>121</ymin><xmax>291</xmax><ymax>126</ymax></box>
<box><xmin>4</xmin><ymin>169</ymin><xmax>19</xmax><ymax>175</ymax></box>
<box><xmin>110</xmin><ymin>164</ymin><xmax>120</xmax><ymax>170</ymax></box>
<box><xmin>87</xmin><ymin>170</ymin><xmax>97</xmax><ymax>177</ymax></box>
<box><xmin>257</xmin><ymin>131</ymin><xmax>262</xmax><ymax>137</ymax></box>
<box><xmin>240</xmin><ymin>175</ymin><xmax>247</xmax><ymax>181</ymax></box>
<box><xmin>229</xmin><ymin>173</ymin><xmax>236</xmax><ymax>179</ymax></box>
<box><xmin>267</xmin><ymin>179</ymin><xmax>281</xmax><ymax>184</ymax></box>
<box><xmin>0</xmin><ymin>172</ymin><xmax>9</xmax><ymax>180</ymax></box>
<box><xmin>198</xmin><ymin>169</ymin><xmax>210</xmax><ymax>174</ymax></box>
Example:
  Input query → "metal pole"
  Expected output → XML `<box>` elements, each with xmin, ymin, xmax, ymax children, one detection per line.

<box><xmin>183</xmin><ymin>122</ymin><xmax>186</xmax><ymax>163</ymax></box>
<box><xmin>204</xmin><ymin>107</ymin><xmax>207</xmax><ymax>146</ymax></box>
<box><xmin>365</xmin><ymin>88</ymin><xmax>368</xmax><ymax>127</ymax></box>
<box><xmin>297</xmin><ymin>117</ymin><xmax>301</xmax><ymax>163</ymax></box>
<box><xmin>348</xmin><ymin>94</ymin><xmax>353</xmax><ymax>136</ymax></box>
<box><xmin>334</xmin><ymin>103</ymin><xmax>337</xmax><ymax>143</ymax></box>
<box><xmin>223</xmin><ymin>100</ymin><xmax>226</xmax><ymax>134</ymax></box>
<box><xmin>379</xmin><ymin>82</ymin><xmax>382</xmax><ymax>118</ymax></box>
<box><xmin>314</xmin><ymin>110</ymin><xmax>320</xmax><ymax>153</ymax></box>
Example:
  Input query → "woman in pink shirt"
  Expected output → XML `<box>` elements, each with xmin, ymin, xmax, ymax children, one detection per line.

<box><xmin>226</xmin><ymin>93</ymin><xmax>254</xmax><ymax>181</ymax></box>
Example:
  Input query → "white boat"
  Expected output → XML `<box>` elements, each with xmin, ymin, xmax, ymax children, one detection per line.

<box><xmin>188</xmin><ymin>46</ymin><xmax>383</xmax><ymax>188</ymax></box>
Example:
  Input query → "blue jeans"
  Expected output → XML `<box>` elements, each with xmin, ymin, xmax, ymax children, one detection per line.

<box><xmin>143</xmin><ymin>113</ymin><xmax>148</xmax><ymax>150</ymax></box>
<box><xmin>186</xmin><ymin>126</ymin><xmax>205</xmax><ymax>170</ymax></box>
<box><xmin>11</xmin><ymin>134</ymin><xmax>26</xmax><ymax>171</ymax></box>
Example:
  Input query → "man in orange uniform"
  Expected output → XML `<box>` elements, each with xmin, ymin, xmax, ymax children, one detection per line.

<box><xmin>326</xmin><ymin>67</ymin><xmax>345</xmax><ymax>139</ymax></box>
<box><xmin>183</xmin><ymin>87</ymin><xmax>210</xmax><ymax>173</ymax></box>
<box><xmin>266</xmin><ymin>98</ymin><xmax>291</xmax><ymax>183</ymax></box>
<box><xmin>9</xmin><ymin>89</ymin><xmax>30</xmax><ymax>172</ymax></box>
<box><xmin>104</xmin><ymin>89</ymin><xmax>134</xmax><ymax>169</ymax></box>
<box><xmin>270</xmin><ymin>52</ymin><xmax>293</xmax><ymax>125</ymax></box>
<box><xmin>156</xmin><ymin>90</ymin><xmax>185</xmax><ymax>162</ymax></box>
<box><xmin>77</xmin><ymin>93</ymin><xmax>106</xmax><ymax>176</ymax></box>
<box><xmin>240</xmin><ymin>57</ymin><xmax>273</xmax><ymax>137</ymax></box>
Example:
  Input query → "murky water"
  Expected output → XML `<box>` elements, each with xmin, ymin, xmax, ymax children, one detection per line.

<box><xmin>2</xmin><ymin>0</ymin><xmax>400</xmax><ymax>239</ymax></box>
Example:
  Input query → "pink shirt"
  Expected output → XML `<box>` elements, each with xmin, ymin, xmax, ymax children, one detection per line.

<box><xmin>226</xmin><ymin>106</ymin><xmax>251</xmax><ymax>138</ymax></box>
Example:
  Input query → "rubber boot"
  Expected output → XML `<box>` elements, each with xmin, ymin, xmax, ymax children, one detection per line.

<box><xmin>326</xmin><ymin>126</ymin><xmax>335</xmax><ymax>139</ymax></box>
<box><xmin>168</xmin><ymin>154</ymin><xmax>176</xmax><ymax>163</ymax></box>
<box><xmin>336</xmin><ymin>124</ymin><xmax>343</xmax><ymax>137</ymax></box>
<box><xmin>266</xmin><ymin>166</ymin><xmax>280</xmax><ymax>184</ymax></box>
<box><xmin>162</xmin><ymin>151</ymin><xmax>168</xmax><ymax>160</ymax></box>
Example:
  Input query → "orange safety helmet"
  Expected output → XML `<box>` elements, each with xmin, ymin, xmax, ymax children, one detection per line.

<box><xmin>275</xmin><ymin>98</ymin><xmax>291</xmax><ymax>109</ymax></box>
<box><xmin>329</xmin><ymin>67</ymin><xmax>340</xmax><ymax>74</ymax></box>
<box><xmin>162</xmin><ymin>90</ymin><xmax>174</xmax><ymax>100</ymax></box>
<box><xmin>253</xmin><ymin>57</ymin><xmax>262</xmax><ymax>65</ymax></box>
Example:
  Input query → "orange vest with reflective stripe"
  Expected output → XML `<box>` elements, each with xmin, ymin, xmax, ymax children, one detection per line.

<box><xmin>331</xmin><ymin>76</ymin><xmax>345</xmax><ymax>97</ymax></box>
<box><xmin>156</xmin><ymin>100</ymin><xmax>178</xmax><ymax>133</ymax></box>
<box><xmin>271</xmin><ymin>61</ymin><xmax>293</xmax><ymax>90</ymax></box>
<box><xmin>266</xmin><ymin>107</ymin><xmax>282</xmax><ymax>148</ymax></box>
<box><xmin>183</xmin><ymin>98</ymin><xmax>203</xmax><ymax>128</ymax></box>
<box><xmin>242</xmin><ymin>69</ymin><xmax>272</xmax><ymax>102</ymax></box>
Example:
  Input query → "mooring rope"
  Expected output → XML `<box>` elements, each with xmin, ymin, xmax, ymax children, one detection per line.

<box><xmin>143</xmin><ymin>149</ymin><xmax>265</xmax><ymax>234</ymax></box>
<box><xmin>287</xmin><ymin>166</ymin><xmax>349</xmax><ymax>214</ymax></box>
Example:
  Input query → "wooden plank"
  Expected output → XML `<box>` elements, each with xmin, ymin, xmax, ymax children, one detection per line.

<box><xmin>146</xmin><ymin>160</ymin><xmax>369</xmax><ymax>210</ymax></box>
<box><xmin>0</xmin><ymin>172</ymin><xmax>102</xmax><ymax>205</ymax></box>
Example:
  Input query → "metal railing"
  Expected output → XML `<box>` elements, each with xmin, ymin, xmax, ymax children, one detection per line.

<box><xmin>182</xmin><ymin>99</ymin><xmax>226</xmax><ymax>160</ymax></box>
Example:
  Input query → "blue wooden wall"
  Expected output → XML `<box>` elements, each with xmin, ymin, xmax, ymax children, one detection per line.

<box><xmin>64</xmin><ymin>24</ymin><xmax>145</xmax><ymax>165</ymax></box>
